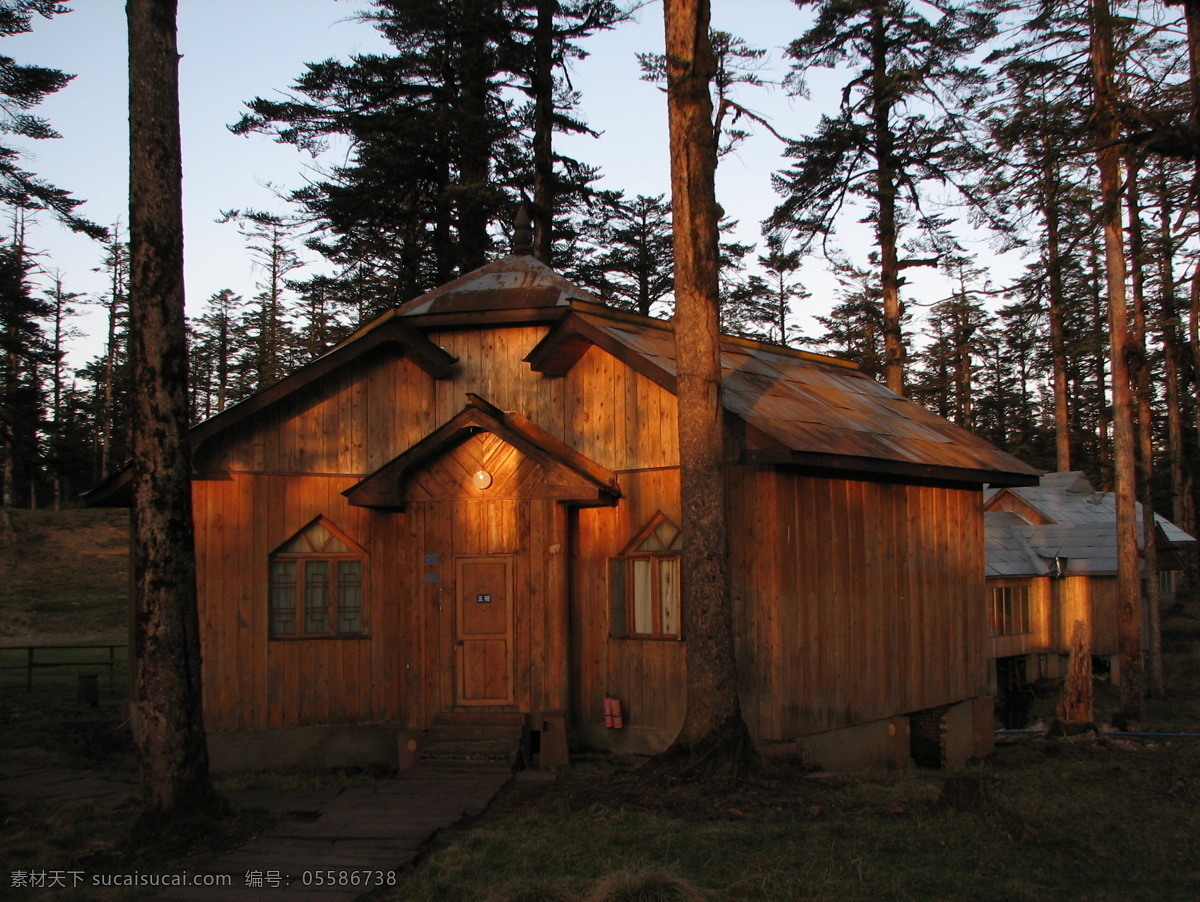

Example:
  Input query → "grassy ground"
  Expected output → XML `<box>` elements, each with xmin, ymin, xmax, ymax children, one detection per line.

<box><xmin>0</xmin><ymin>507</ymin><xmax>130</xmax><ymax>646</ymax></box>
<box><xmin>3</xmin><ymin>509</ymin><xmax>1200</xmax><ymax>900</ymax></box>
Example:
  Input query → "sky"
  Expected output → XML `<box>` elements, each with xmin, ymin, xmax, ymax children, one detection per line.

<box><xmin>8</xmin><ymin>0</ymin><xmax>863</xmax><ymax>368</ymax></box>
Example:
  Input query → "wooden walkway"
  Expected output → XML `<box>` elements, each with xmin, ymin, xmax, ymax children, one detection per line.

<box><xmin>1</xmin><ymin>760</ymin><xmax>513</xmax><ymax>901</ymax></box>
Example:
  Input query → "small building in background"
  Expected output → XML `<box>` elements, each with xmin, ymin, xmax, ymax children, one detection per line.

<box><xmin>984</xmin><ymin>471</ymin><xmax>1195</xmax><ymax>724</ymax></box>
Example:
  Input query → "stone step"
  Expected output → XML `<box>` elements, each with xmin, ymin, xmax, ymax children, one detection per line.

<box><xmin>420</xmin><ymin>720</ymin><xmax>524</xmax><ymax>764</ymax></box>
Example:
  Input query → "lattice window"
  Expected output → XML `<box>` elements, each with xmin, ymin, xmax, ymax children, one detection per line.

<box><xmin>609</xmin><ymin>513</ymin><xmax>683</xmax><ymax>639</ymax></box>
<box><xmin>269</xmin><ymin>518</ymin><xmax>366</xmax><ymax>638</ymax></box>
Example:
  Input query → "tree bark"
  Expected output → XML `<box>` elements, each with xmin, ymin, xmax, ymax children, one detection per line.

<box><xmin>531</xmin><ymin>0</ymin><xmax>556</xmax><ymax>264</ymax></box>
<box><xmin>871</xmin><ymin>0</ymin><xmax>905</xmax><ymax>395</ymax></box>
<box><xmin>1125</xmin><ymin>160</ymin><xmax>1163</xmax><ymax>698</ymax></box>
<box><xmin>1150</xmin><ymin>162</ymin><xmax>1193</xmax><ymax>546</ymax></box>
<box><xmin>1092</xmin><ymin>0</ymin><xmax>1143</xmax><ymax>719</ymax></box>
<box><xmin>1042</xmin><ymin>154</ymin><xmax>1072</xmax><ymax>472</ymax></box>
<box><xmin>1057</xmin><ymin>619</ymin><xmax>1094</xmax><ymax>724</ymax></box>
<box><xmin>661</xmin><ymin>0</ymin><xmax>753</xmax><ymax>770</ymax></box>
<box><xmin>127</xmin><ymin>0</ymin><xmax>222</xmax><ymax>823</ymax></box>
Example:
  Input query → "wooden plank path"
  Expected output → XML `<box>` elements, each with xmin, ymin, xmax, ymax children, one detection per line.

<box><xmin>155</xmin><ymin>761</ymin><xmax>513</xmax><ymax>901</ymax></box>
<box><xmin>0</xmin><ymin>760</ymin><xmax>512</xmax><ymax>901</ymax></box>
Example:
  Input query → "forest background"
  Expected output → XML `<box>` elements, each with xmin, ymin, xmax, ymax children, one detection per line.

<box><xmin>1</xmin><ymin>0</ymin><xmax>1197</xmax><ymax>564</ymax></box>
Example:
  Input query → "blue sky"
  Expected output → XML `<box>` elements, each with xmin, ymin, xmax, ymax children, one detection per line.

<box><xmin>9</xmin><ymin>0</ymin><xmax>850</xmax><ymax>366</ymax></box>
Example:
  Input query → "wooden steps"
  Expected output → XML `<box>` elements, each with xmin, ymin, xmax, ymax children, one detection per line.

<box><xmin>421</xmin><ymin>716</ymin><xmax>525</xmax><ymax>766</ymax></box>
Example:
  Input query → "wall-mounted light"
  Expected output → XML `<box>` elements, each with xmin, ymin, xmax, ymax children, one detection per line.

<box><xmin>472</xmin><ymin>469</ymin><xmax>493</xmax><ymax>490</ymax></box>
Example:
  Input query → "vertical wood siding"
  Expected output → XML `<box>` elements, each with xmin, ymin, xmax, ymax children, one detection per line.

<box><xmin>727</xmin><ymin>468</ymin><xmax>989</xmax><ymax>742</ymax></box>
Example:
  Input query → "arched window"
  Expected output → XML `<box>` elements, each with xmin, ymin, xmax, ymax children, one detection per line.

<box><xmin>609</xmin><ymin>513</ymin><xmax>682</xmax><ymax>639</ymax></box>
<box><xmin>269</xmin><ymin>518</ymin><xmax>366</xmax><ymax>638</ymax></box>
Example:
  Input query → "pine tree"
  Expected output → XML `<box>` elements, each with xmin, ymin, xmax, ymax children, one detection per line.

<box><xmin>232</xmin><ymin>0</ymin><xmax>619</xmax><ymax>305</ymax></box>
<box><xmin>0</xmin><ymin>239</ymin><xmax>50</xmax><ymax>511</ymax></box>
<box><xmin>770</xmin><ymin>0</ymin><xmax>997</xmax><ymax>394</ymax></box>
<box><xmin>565</xmin><ymin>192</ymin><xmax>676</xmax><ymax>316</ymax></box>
<box><xmin>219</xmin><ymin>209</ymin><xmax>303</xmax><ymax>389</ymax></box>
<box><xmin>659</xmin><ymin>0</ymin><xmax>755</xmax><ymax>771</ymax></box>
<box><xmin>41</xmin><ymin>271</ymin><xmax>81</xmax><ymax>507</ymax></box>
<box><xmin>0</xmin><ymin>1</ymin><xmax>104</xmax><ymax>238</ymax></box>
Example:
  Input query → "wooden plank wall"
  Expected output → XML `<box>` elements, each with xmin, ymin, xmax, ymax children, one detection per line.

<box><xmin>573</xmin><ymin>469</ymin><xmax>687</xmax><ymax>742</ymax></box>
<box><xmin>1058</xmin><ymin>576</ymin><xmax>1119</xmax><ymax>655</ymax></box>
<box><xmin>193</xmin><ymin>473</ymin><xmax>408</xmax><ymax>732</ymax></box>
<box><xmin>727</xmin><ymin>468</ymin><xmax>990</xmax><ymax>742</ymax></box>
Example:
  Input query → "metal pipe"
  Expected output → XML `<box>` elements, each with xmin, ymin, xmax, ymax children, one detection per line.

<box><xmin>996</xmin><ymin>729</ymin><xmax>1200</xmax><ymax>738</ymax></box>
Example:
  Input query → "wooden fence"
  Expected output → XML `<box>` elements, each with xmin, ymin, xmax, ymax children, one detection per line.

<box><xmin>0</xmin><ymin>644</ymin><xmax>127</xmax><ymax>691</ymax></box>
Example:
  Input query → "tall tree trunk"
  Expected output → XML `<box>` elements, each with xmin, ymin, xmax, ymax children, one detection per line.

<box><xmin>1183</xmin><ymin>0</ymin><xmax>1200</xmax><ymax>592</ymax></box>
<box><xmin>531</xmin><ymin>0</ymin><xmax>556</xmax><ymax>264</ymax></box>
<box><xmin>1151</xmin><ymin>162</ymin><xmax>1193</xmax><ymax>544</ymax></box>
<box><xmin>1126</xmin><ymin>159</ymin><xmax>1163</xmax><ymax>698</ymax></box>
<box><xmin>661</xmin><ymin>0</ymin><xmax>753</xmax><ymax>769</ymax></box>
<box><xmin>457</xmin><ymin>0</ymin><xmax>493</xmax><ymax>272</ymax></box>
<box><xmin>1042</xmin><ymin>154</ymin><xmax>1072</xmax><ymax>471</ymax></box>
<box><xmin>871</xmin><ymin>0</ymin><xmax>904</xmax><ymax>395</ymax></box>
<box><xmin>127</xmin><ymin>0</ymin><xmax>222</xmax><ymax>824</ymax></box>
<box><xmin>1092</xmin><ymin>0</ymin><xmax>1142</xmax><ymax>718</ymax></box>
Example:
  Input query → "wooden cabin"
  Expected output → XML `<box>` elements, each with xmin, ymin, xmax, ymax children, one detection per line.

<box><xmin>93</xmin><ymin>248</ymin><xmax>1040</xmax><ymax>771</ymax></box>
<box><xmin>984</xmin><ymin>472</ymin><xmax>1195</xmax><ymax>719</ymax></box>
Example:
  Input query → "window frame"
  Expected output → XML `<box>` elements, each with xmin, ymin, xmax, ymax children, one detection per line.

<box><xmin>268</xmin><ymin>517</ymin><xmax>367</xmax><ymax>640</ymax></box>
<box><xmin>987</xmin><ymin>583</ymin><xmax>1031</xmax><ymax>638</ymax></box>
<box><xmin>610</xmin><ymin>512</ymin><xmax>683</xmax><ymax>640</ymax></box>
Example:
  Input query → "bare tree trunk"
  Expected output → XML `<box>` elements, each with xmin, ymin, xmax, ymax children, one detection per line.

<box><xmin>1126</xmin><ymin>159</ymin><xmax>1163</xmax><ymax>697</ymax></box>
<box><xmin>1151</xmin><ymin>162</ymin><xmax>1193</xmax><ymax>543</ymax></box>
<box><xmin>127</xmin><ymin>0</ymin><xmax>222</xmax><ymax>825</ymax></box>
<box><xmin>871</xmin><ymin>0</ymin><xmax>904</xmax><ymax>395</ymax></box>
<box><xmin>531</xmin><ymin>0</ymin><xmax>556</xmax><ymax>265</ymax></box>
<box><xmin>1043</xmin><ymin>155</ymin><xmax>1072</xmax><ymax>471</ymax></box>
<box><xmin>1058</xmin><ymin>619</ymin><xmax>1094</xmax><ymax>724</ymax></box>
<box><xmin>1092</xmin><ymin>0</ymin><xmax>1142</xmax><ymax>718</ymax></box>
<box><xmin>661</xmin><ymin>0</ymin><xmax>753</xmax><ymax>770</ymax></box>
<box><xmin>1172</xmin><ymin>0</ymin><xmax>1200</xmax><ymax>591</ymax></box>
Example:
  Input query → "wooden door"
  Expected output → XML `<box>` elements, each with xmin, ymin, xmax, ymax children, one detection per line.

<box><xmin>454</xmin><ymin>555</ymin><xmax>515</xmax><ymax>706</ymax></box>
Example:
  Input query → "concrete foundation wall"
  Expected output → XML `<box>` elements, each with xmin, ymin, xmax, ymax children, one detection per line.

<box><xmin>208</xmin><ymin>724</ymin><xmax>403</xmax><ymax>772</ymax></box>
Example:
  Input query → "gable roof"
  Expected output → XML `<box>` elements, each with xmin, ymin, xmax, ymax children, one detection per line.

<box><xmin>526</xmin><ymin>308</ymin><xmax>1040</xmax><ymax>486</ymax></box>
<box><xmin>344</xmin><ymin>394</ymin><xmax>620</xmax><ymax>510</ymax></box>
<box><xmin>984</xmin><ymin>472</ymin><xmax>1196</xmax><ymax>577</ymax></box>
<box><xmin>985</xmin><ymin>472</ymin><xmax>1196</xmax><ymax>546</ymax></box>
<box><xmin>985</xmin><ymin>511</ymin><xmax>1053</xmax><ymax>578</ymax></box>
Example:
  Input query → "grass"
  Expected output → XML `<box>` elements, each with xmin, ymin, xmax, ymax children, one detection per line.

<box><xmin>385</xmin><ymin>733</ymin><xmax>1200</xmax><ymax>901</ymax></box>
<box><xmin>0</xmin><ymin>507</ymin><xmax>130</xmax><ymax>645</ymax></box>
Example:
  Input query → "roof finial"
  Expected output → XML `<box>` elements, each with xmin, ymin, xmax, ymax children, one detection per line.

<box><xmin>512</xmin><ymin>204</ymin><xmax>533</xmax><ymax>256</ymax></box>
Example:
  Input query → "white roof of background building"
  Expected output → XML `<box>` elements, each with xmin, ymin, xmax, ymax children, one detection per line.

<box><xmin>984</xmin><ymin>472</ymin><xmax>1196</xmax><ymax>578</ymax></box>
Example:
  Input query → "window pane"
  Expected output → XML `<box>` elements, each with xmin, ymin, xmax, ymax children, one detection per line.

<box><xmin>304</xmin><ymin>560</ymin><xmax>329</xmax><ymax>634</ymax></box>
<box><xmin>659</xmin><ymin>557</ymin><xmax>679</xmax><ymax>637</ymax></box>
<box><xmin>338</xmin><ymin>560</ymin><xmax>363</xmax><ymax>634</ymax></box>
<box><xmin>654</xmin><ymin>520</ymin><xmax>679</xmax><ymax>550</ymax></box>
<box><xmin>630</xmin><ymin>559</ymin><xmax>653</xmax><ymax>635</ymax></box>
<box><xmin>637</xmin><ymin>532</ymin><xmax>664</xmax><ymax>553</ymax></box>
<box><xmin>269</xmin><ymin>561</ymin><xmax>297</xmax><ymax>636</ymax></box>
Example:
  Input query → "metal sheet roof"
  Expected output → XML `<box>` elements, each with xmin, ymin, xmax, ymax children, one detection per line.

<box><xmin>984</xmin><ymin>472</ymin><xmax>1196</xmax><ymax>577</ymax></box>
<box><xmin>570</xmin><ymin>313</ymin><xmax>1039</xmax><ymax>484</ymax></box>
